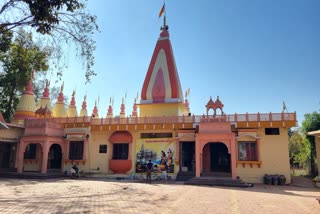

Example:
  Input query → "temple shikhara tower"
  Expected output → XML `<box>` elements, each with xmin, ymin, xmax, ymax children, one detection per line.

<box><xmin>0</xmin><ymin>16</ymin><xmax>297</xmax><ymax>185</ymax></box>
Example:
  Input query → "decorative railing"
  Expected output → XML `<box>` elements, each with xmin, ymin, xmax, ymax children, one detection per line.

<box><xmin>24</xmin><ymin>112</ymin><xmax>296</xmax><ymax>127</ymax></box>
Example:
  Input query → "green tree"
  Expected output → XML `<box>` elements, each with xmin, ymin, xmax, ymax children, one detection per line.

<box><xmin>0</xmin><ymin>0</ymin><xmax>99</xmax><ymax>82</ymax></box>
<box><xmin>0</xmin><ymin>30</ymin><xmax>49</xmax><ymax>121</ymax></box>
<box><xmin>0</xmin><ymin>26</ymin><xmax>12</xmax><ymax>53</ymax></box>
<box><xmin>302</xmin><ymin>111</ymin><xmax>320</xmax><ymax>176</ymax></box>
<box><xmin>289</xmin><ymin>128</ymin><xmax>311</xmax><ymax>170</ymax></box>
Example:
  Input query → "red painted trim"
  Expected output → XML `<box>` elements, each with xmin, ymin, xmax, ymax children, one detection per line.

<box><xmin>151</xmin><ymin>68</ymin><xmax>166</xmax><ymax>102</ymax></box>
<box><xmin>141</xmin><ymin>34</ymin><xmax>181</xmax><ymax>101</ymax></box>
<box><xmin>109</xmin><ymin>131</ymin><xmax>133</xmax><ymax>143</ymax></box>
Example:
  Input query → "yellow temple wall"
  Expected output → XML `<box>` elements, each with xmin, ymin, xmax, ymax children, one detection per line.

<box><xmin>139</xmin><ymin>103</ymin><xmax>186</xmax><ymax>117</ymax></box>
<box><xmin>85</xmin><ymin>128</ymin><xmax>180</xmax><ymax>176</ymax></box>
<box><xmin>236</xmin><ymin>127</ymin><xmax>291</xmax><ymax>184</ymax></box>
<box><xmin>87</xmin><ymin>132</ymin><xmax>112</xmax><ymax>174</ymax></box>
<box><xmin>0</xmin><ymin>127</ymin><xmax>24</xmax><ymax>142</ymax></box>
<box><xmin>87</xmin><ymin>131</ymin><xmax>141</xmax><ymax>174</ymax></box>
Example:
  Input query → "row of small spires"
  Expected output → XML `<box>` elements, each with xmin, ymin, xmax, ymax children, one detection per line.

<box><xmin>14</xmin><ymin>80</ymin><xmax>191</xmax><ymax>120</ymax></box>
<box><xmin>34</xmin><ymin>81</ymin><xmax>140</xmax><ymax>118</ymax></box>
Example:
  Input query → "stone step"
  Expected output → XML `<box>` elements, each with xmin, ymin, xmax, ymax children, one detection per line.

<box><xmin>176</xmin><ymin>171</ymin><xmax>195</xmax><ymax>181</ymax></box>
<box><xmin>185</xmin><ymin>177</ymin><xmax>254</xmax><ymax>188</ymax></box>
<box><xmin>0</xmin><ymin>171</ymin><xmax>63</xmax><ymax>179</ymax></box>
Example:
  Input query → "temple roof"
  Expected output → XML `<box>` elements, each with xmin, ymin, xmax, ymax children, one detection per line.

<box><xmin>67</xmin><ymin>91</ymin><xmax>78</xmax><ymax>117</ymax></box>
<box><xmin>15</xmin><ymin>79</ymin><xmax>36</xmax><ymax>113</ymax></box>
<box><xmin>52</xmin><ymin>83</ymin><xmax>67</xmax><ymax>117</ymax></box>
<box><xmin>79</xmin><ymin>95</ymin><xmax>88</xmax><ymax>117</ymax></box>
<box><xmin>37</xmin><ymin>80</ymin><xmax>52</xmax><ymax>111</ymax></box>
<box><xmin>92</xmin><ymin>101</ymin><xmax>99</xmax><ymax>118</ymax></box>
<box><xmin>141</xmin><ymin>23</ymin><xmax>184</xmax><ymax>104</ymax></box>
<box><xmin>13</xmin><ymin>77</ymin><xmax>36</xmax><ymax>123</ymax></box>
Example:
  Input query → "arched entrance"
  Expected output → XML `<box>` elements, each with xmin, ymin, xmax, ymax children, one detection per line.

<box><xmin>22</xmin><ymin>143</ymin><xmax>42</xmax><ymax>172</ymax></box>
<box><xmin>202</xmin><ymin>142</ymin><xmax>231</xmax><ymax>175</ymax></box>
<box><xmin>47</xmin><ymin>144</ymin><xmax>62</xmax><ymax>169</ymax></box>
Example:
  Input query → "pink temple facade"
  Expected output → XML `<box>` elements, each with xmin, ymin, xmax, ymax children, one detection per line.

<box><xmin>0</xmin><ymin>20</ymin><xmax>297</xmax><ymax>184</ymax></box>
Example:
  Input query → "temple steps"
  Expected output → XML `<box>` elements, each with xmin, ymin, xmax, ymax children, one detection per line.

<box><xmin>0</xmin><ymin>169</ymin><xmax>63</xmax><ymax>179</ymax></box>
<box><xmin>176</xmin><ymin>171</ymin><xmax>196</xmax><ymax>181</ymax></box>
<box><xmin>184</xmin><ymin>176</ymin><xmax>253</xmax><ymax>188</ymax></box>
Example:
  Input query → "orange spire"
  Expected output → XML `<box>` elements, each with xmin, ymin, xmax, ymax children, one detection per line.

<box><xmin>141</xmin><ymin>20</ymin><xmax>183</xmax><ymax>104</ymax></box>
<box><xmin>70</xmin><ymin>90</ymin><xmax>76</xmax><ymax>106</ymax></box>
<box><xmin>52</xmin><ymin>82</ymin><xmax>67</xmax><ymax>117</ymax></box>
<box><xmin>57</xmin><ymin>82</ymin><xmax>64</xmax><ymax>102</ymax></box>
<box><xmin>92</xmin><ymin>100</ymin><xmax>99</xmax><ymax>118</ymax></box>
<box><xmin>80</xmin><ymin>95</ymin><xmax>88</xmax><ymax>117</ymax></box>
<box><xmin>120</xmin><ymin>97</ymin><xmax>125</xmax><ymax>118</ymax></box>
<box><xmin>106</xmin><ymin>97</ymin><xmax>113</xmax><ymax>118</ymax></box>
<box><xmin>82</xmin><ymin>95</ymin><xmax>87</xmax><ymax>109</ymax></box>
<box><xmin>43</xmin><ymin>80</ymin><xmax>50</xmax><ymax>98</ymax></box>
<box><xmin>36</xmin><ymin>79</ymin><xmax>52</xmax><ymax>112</ymax></box>
<box><xmin>132</xmin><ymin>98</ymin><xmax>137</xmax><ymax>117</ymax></box>
<box><xmin>67</xmin><ymin>90</ymin><xmax>78</xmax><ymax>117</ymax></box>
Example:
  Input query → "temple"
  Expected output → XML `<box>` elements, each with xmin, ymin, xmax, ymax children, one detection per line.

<box><xmin>0</xmin><ymin>20</ymin><xmax>297</xmax><ymax>184</ymax></box>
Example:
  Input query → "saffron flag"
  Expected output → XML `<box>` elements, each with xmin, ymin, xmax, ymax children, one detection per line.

<box><xmin>282</xmin><ymin>101</ymin><xmax>287</xmax><ymax>112</ymax></box>
<box><xmin>159</xmin><ymin>4</ymin><xmax>165</xmax><ymax>18</ymax></box>
<box><xmin>185</xmin><ymin>88</ymin><xmax>190</xmax><ymax>97</ymax></box>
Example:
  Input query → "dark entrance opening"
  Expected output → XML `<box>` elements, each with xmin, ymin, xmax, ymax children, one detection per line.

<box><xmin>180</xmin><ymin>142</ymin><xmax>195</xmax><ymax>172</ymax></box>
<box><xmin>210</xmin><ymin>143</ymin><xmax>230</xmax><ymax>173</ymax></box>
<box><xmin>0</xmin><ymin>143</ymin><xmax>16</xmax><ymax>170</ymax></box>
<box><xmin>202</xmin><ymin>142</ymin><xmax>231</xmax><ymax>175</ymax></box>
<box><xmin>47</xmin><ymin>144</ymin><xmax>62</xmax><ymax>169</ymax></box>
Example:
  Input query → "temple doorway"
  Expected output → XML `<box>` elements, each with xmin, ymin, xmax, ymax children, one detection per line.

<box><xmin>47</xmin><ymin>144</ymin><xmax>62</xmax><ymax>169</ymax></box>
<box><xmin>0</xmin><ymin>143</ymin><xmax>16</xmax><ymax>170</ymax></box>
<box><xmin>202</xmin><ymin>142</ymin><xmax>231</xmax><ymax>175</ymax></box>
<box><xmin>180</xmin><ymin>142</ymin><xmax>195</xmax><ymax>172</ymax></box>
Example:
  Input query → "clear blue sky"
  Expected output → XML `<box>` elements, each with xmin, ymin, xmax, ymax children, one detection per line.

<box><xmin>57</xmin><ymin>0</ymin><xmax>320</xmax><ymax>126</ymax></box>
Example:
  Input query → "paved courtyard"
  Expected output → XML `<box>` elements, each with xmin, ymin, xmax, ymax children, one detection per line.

<box><xmin>0</xmin><ymin>178</ymin><xmax>319</xmax><ymax>214</ymax></box>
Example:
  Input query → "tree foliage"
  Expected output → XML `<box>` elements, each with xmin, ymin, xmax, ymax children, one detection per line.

<box><xmin>0</xmin><ymin>30</ymin><xmax>49</xmax><ymax>121</ymax></box>
<box><xmin>302</xmin><ymin>111</ymin><xmax>320</xmax><ymax>176</ymax></box>
<box><xmin>289</xmin><ymin>128</ymin><xmax>311</xmax><ymax>169</ymax></box>
<box><xmin>0</xmin><ymin>0</ymin><xmax>99</xmax><ymax>82</ymax></box>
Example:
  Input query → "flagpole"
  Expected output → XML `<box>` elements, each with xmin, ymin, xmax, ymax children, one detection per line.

<box><xmin>164</xmin><ymin>0</ymin><xmax>166</xmax><ymax>20</ymax></box>
<box><xmin>162</xmin><ymin>0</ymin><xmax>166</xmax><ymax>27</ymax></box>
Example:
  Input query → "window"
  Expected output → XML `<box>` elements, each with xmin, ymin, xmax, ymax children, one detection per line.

<box><xmin>24</xmin><ymin>144</ymin><xmax>37</xmax><ymax>159</ymax></box>
<box><xmin>141</xmin><ymin>132</ymin><xmax>173</xmax><ymax>138</ymax></box>
<box><xmin>99</xmin><ymin>145</ymin><xmax>107</xmax><ymax>153</ymax></box>
<box><xmin>265</xmin><ymin>128</ymin><xmax>280</xmax><ymax>135</ymax></box>
<box><xmin>238</xmin><ymin>141</ymin><xmax>258</xmax><ymax>161</ymax></box>
<box><xmin>112</xmin><ymin>143</ymin><xmax>129</xmax><ymax>160</ymax></box>
<box><xmin>69</xmin><ymin>141</ymin><xmax>84</xmax><ymax>160</ymax></box>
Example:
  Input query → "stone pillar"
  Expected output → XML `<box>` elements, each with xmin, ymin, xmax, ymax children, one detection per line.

<box><xmin>61</xmin><ymin>141</ymin><xmax>68</xmax><ymax>172</ymax></box>
<box><xmin>230</xmin><ymin>136</ymin><xmax>237</xmax><ymax>179</ymax></box>
<box><xmin>17</xmin><ymin>140</ymin><xmax>25</xmax><ymax>173</ymax></box>
<box><xmin>64</xmin><ymin>140</ymin><xmax>70</xmax><ymax>161</ymax></box>
<box><xmin>41</xmin><ymin>141</ymin><xmax>49</xmax><ymax>174</ymax></box>
<box><xmin>195</xmin><ymin>138</ymin><xmax>201</xmax><ymax>177</ymax></box>
<box><xmin>174</xmin><ymin>140</ymin><xmax>179</xmax><ymax>171</ymax></box>
<box><xmin>83</xmin><ymin>139</ymin><xmax>88</xmax><ymax>160</ymax></box>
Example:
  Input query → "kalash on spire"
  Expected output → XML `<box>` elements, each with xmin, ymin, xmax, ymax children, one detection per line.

<box><xmin>139</xmin><ymin>5</ymin><xmax>187</xmax><ymax>117</ymax></box>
